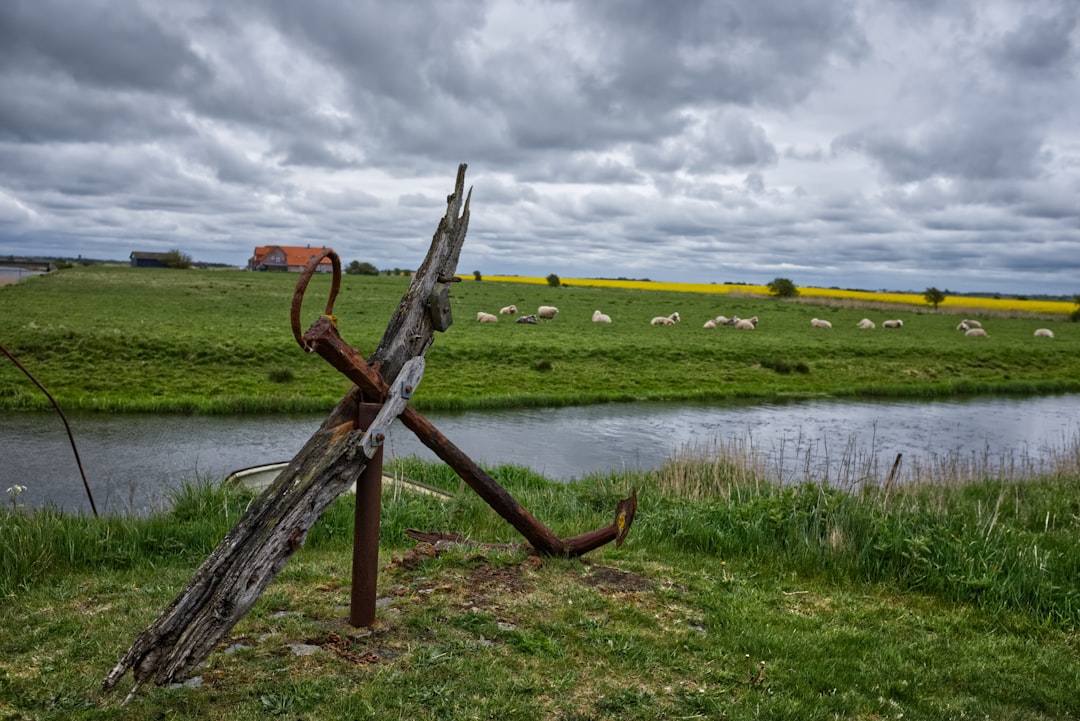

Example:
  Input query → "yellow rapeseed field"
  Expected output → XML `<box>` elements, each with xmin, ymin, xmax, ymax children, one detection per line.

<box><xmin>467</xmin><ymin>275</ymin><xmax>1075</xmax><ymax>315</ymax></box>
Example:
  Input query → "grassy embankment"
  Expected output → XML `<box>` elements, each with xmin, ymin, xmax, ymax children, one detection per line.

<box><xmin>2</xmin><ymin>449</ymin><xmax>1079</xmax><ymax>719</ymax></box>
<box><xmin>1</xmin><ymin>265</ymin><xmax>1078</xmax><ymax>414</ymax></box>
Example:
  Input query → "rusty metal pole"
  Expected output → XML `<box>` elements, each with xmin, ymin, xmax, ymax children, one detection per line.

<box><xmin>350</xmin><ymin>402</ymin><xmax>384</xmax><ymax>627</ymax></box>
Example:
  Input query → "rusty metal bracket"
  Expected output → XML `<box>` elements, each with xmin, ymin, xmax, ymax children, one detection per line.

<box><xmin>290</xmin><ymin>248</ymin><xmax>342</xmax><ymax>354</ymax></box>
<box><xmin>290</xmin><ymin>251</ymin><xmax>637</xmax><ymax>557</ymax></box>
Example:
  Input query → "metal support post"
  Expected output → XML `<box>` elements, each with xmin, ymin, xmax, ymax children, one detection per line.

<box><xmin>350</xmin><ymin>402</ymin><xmax>384</xmax><ymax>627</ymax></box>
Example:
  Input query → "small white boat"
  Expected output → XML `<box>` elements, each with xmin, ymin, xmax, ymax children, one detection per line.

<box><xmin>225</xmin><ymin>462</ymin><xmax>453</xmax><ymax>499</ymax></box>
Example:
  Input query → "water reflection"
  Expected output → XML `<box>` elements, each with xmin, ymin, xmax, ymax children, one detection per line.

<box><xmin>1</xmin><ymin>394</ymin><xmax>1078</xmax><ymax>514</ymax></box>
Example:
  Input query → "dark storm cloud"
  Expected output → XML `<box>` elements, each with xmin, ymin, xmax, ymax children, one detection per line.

<box><xmin>0</xmin><ymin>0</ymin><xmax>1078</xmax><ymax>295</ymax></box>
<box><xmin>0</xmin><ymin>1</ymin><xmax>210</xmax><ymax>95</ymax></box>
<box><xmin>990</xmin><ymin>5</ymin><xmax>1078</xmax><ymax>74</ymax></box>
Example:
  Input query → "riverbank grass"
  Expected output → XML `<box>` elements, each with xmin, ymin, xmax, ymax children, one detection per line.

<box><xmin>2</xmin><ymin>451</ymin><xmax>1078</xmax><ymax>719</ymax></box>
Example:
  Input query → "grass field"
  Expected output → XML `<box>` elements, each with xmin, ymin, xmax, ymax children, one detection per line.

<box><xmin>1</xmin><ymin>266</ymin><xmax>1078</xmax><ymax>414</ymax></box>
<box><xmin>3</xmin><ymin>267</ymin><xmax>1079</xmax><ymax>719</ymax></box>
<box><xmin>2</xmin><ymin>453</ymin><xmax>1078</xmax><ymax>720</ymax></box>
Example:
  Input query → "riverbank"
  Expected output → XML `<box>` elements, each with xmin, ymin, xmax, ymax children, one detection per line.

<box><xmin>2</xmin><ymin>456</ymin><xmax>1078</xmax><ymax>719</ymax></box>
<box><xmin>2</xmin><ymin>266</ymin><xmax>1078</xmax><ymax>414</ymax></box>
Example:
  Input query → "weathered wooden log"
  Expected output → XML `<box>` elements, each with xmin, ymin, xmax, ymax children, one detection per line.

<box><xmin>103</xmin><ymin>166</ymin><xmax>472</xmax><ymax>694</ymax></box>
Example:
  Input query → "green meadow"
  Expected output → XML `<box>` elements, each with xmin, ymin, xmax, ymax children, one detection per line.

<box><xmin>1</xmin><ymin>265</ymin><xmax>1078</xmax><ymax>413</ymax></box>
<box><xmin>2</xmin><ymin>266</ymin><xmax>1079</xmax><ymax>719</ymax></box>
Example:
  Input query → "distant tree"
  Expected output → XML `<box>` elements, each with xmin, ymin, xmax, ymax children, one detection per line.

<box><xmin>923</xmin><ymin>287</ymin><xmax>946</xmax><ymax>310</ymax></box>
<box><xmin>473</xmin><ymin>270</ymin><xmax>482</xmax><ymax>281</ymax></box>
<box><xmin>546</xmin><ymin>273</ymin><xmax>561</xmax><ymax>288</ymax></box>
<box><xmin>767</xmin><ymin>277</ymin><xmax>798</xmax><ymax>298</ymax></box>
<box><xmin>161</xmin><ymin>249</ymin><xmax>192</xmax><ymax>269</ymax></box>
<box><xmin>1071</xmin><ymin>294</ymin><xmax>1080</xmax><ymax>322</ymax></box>
<box><xmin>345</xmin><ymin>260</ymin><xmax>379</xmax><ymax>276</ymax></box>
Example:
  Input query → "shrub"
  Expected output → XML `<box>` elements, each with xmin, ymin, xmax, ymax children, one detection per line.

<box><xmin>767</xmin><ymin>277</ymin><xmax>798</xmax><ymax>297</ymax></box>
<box><xmin>345</xmin><ymin>261</ymin><xmax>379</xmax><ymax>276</ymax></box>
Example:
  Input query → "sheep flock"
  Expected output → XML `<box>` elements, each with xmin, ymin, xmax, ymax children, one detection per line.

<box><xmin>469</xmin><ymin>303</ymin><xmax>1061</xmax><ymax>343</ymax></box>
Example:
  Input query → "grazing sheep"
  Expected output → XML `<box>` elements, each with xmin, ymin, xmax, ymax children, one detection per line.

<box><xmin>811</xmin><ymin>318</ymin><xmax>832</xmax><ymax>329</ymax></box>
<box><xmin>965</xmin><ymin>328</ymin><xmax>988</xmax><ymax>337</ymax></box>
<box><xmin>957</xmin><ymin>319</ymin><xmax>982</xmax><ymax>331</ymax></box>
<box><xmin>592</xmin><ymin>309</ymin><xmax>612</xmax><ymax>323</ymax></box>
<box><xmin>734</xmin><ymin>318</ymin><xmax>756</xmax><ymax>330</ymax></box>
<box><xmin>857</xmin><ymin>318</ymin><xmax>875</xmax><ymax>329</ymax></box>
<box><xmin>537</xmin><ymin>305</ymin><xmax>559</xmax><ymax>319</ymax></box>
<box><xmin>499</xmin><ymin>304</ymin><xmax>518</xmax><ymax>315</ymax></box>
<box><xmin>1034</xmin><ymin>328</ymin><xmax>1054</xmax><ymax>338</ymax></box>
<box><xmin>882</xmin><ymin>319</ymin><xmax>904</xmax><ymax>328</ymax></box>
<box><xmin>476</xmin><ymin>311</ymin><xmax>498</xmax><ymax>323</ymax></box>
<box><xmin>703</xmin><ymin>319</ymin><xmax>717</xmax><ymax>329</ymax></box>
<box><xmin>651</xmin><ymin>312</ymin><xmax>680</xmax><ymax>326</ymax></box>
<box><xmin>516</xmin><ymin>314</ymin><xmax>538</xmax><ymax>324</ymax></box>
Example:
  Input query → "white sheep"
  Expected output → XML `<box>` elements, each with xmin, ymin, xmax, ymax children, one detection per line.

<box><xmin>703</xmin><ymin>319</ymin><xmax>717</xmax><ymax>329</ymax></box>
<box><xmin>651</xmin><ymin>312</ymin><xmax>680</xmax><ymax>326</ymax></box>
<box><xmin>734</xmin><ymin>318</ymin><xmax>755</xmax><ymax>330</ymax></box>
<box><xmin>857</xmin><ymin>318</ymin><xmax>875</xmax><ymax>329</ymax></box>
<box><xmin>811</xmin><ymin>318</ymin><xmax>832</xmax><ymax>329</ymax></box>
<box><xmin>592</xmin><ymin>309</ymin><xmax>612</xmax><ymax>323</ymax></box>
<box><xmin>537</xmin><ymin>306</ymin><xmax>559</xmax><ymax>319</ymax></box>
<box><xmin>715</xmin><ymin>315</ymin><xmax>736</xmax><ymax>325</ymax></box>
<box><xmin>882</xmin><ymin>319</ymin><xmax>904</xmax><ymax>328</ymax></box>
<box><xmin>745</xmin><ymin>316</ymin><xmax>759</xmax><ymax>327</ymax></box>
<box><xmin>957</xmin><ymin>319</ymin><xmax>982</xmax><ymax>331</ymax></box>
<box><xmin>1034</xmin><ymin>328</ymin><xmax>1054</xmax><ymax>338</ymax></box>
<box><xmin>965</xmin><ymin>328</ymin><xmax>988</xmax><ymax>337</ymax></box>
<box><xmin>476</xmin><ymin>311</ymin><xmax>498</xmax><ymax>323</ymax></box>
<box><xmin>499</xmin><ymin>304</ymin><xmax>518</xmax><ymax>315</ymax></box>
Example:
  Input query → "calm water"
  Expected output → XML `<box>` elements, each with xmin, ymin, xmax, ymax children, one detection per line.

<box><xmin>2</xmin><ymin>394</ymin><xmax>1078</xmax><ymax>514</ymax></box>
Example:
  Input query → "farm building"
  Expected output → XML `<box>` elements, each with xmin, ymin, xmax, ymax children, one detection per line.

<box><xmin>129</xmin><ymin>252</ymin><xmax>173</xmax><ymax>268</ymax></box>
<box><xmin>248</xmin><ymin>245</ymin><xmax>335</xmax><ymax>273</ymax></box>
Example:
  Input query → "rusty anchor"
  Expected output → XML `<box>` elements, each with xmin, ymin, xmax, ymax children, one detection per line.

<box><xmin>103</xmin><ymin>164</ymin><xmax>635</xmax><ymax>696</ymax></box>
<box><xmin>290</xmin><ymin>247</ymin><xmax>638</xmax><ymax>559</ymax></box>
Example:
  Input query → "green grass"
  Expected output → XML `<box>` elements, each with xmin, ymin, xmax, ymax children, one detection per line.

<box><xmin>2</xmin><ymin>267</ymin><xmax>1079</xmax><ymax>718</ymax></box>
<box><xmin>2</xmin><ymin>450</ymin><xmax>1079</xmax><ymax>719</ymax></box>
<box><xmin>2</xmin><ymin>266</ymin><xmax>1078</xmax><ymax>413</ymax></box>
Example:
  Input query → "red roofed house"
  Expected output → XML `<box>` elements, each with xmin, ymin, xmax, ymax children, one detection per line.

<box><xmin>248</xmin><ymin>245</ymin><xmax>335</xmax><ymax>273</ymax></box>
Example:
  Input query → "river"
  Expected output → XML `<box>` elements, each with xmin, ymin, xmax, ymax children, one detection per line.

<box><xmin>2</xmin><ymin>394</ymin><xmax>1078</xmax><ymax>514</ymax></box>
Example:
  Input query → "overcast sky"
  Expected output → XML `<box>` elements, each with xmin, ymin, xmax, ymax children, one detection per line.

<box><xmin>1</xmin><ymin>1</ymin><xmax>1078</xmax><ymax>295</ymax></box>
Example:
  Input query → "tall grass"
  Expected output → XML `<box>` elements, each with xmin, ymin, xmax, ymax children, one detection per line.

<box><xmin>631</xmin><ymin>434</ymin><xmax>1080</xmax><ymax>627</ymax></box>
<box><xmin>3</xmin><ymin>424</ymin><xmax>1079</xmax><ymax>629</ymax></box>
<box><xmin>0</xmin><ymin>481</ymin><xmax>252</xmax><ymax>596</ymax></box>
